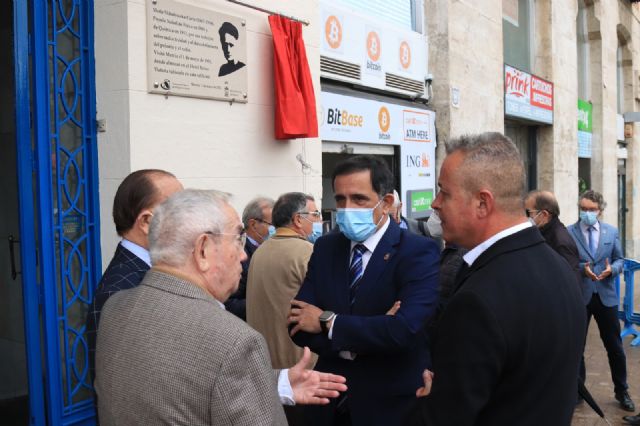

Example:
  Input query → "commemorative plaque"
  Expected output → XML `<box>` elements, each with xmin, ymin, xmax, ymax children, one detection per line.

<box><xmin>147</xmin><ymin>0</ymin><xmax>248</xmax><ymax>102</ymax></box>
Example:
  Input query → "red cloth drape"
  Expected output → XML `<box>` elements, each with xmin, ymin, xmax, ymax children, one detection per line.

<box><xmin>268</xmin><ymin>15</ymin><xmax>318</xmax><ymax>140</ymax></box>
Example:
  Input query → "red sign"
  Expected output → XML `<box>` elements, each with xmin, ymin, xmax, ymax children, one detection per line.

<box><xmin>530</xmin><ymin>75</ymin><xmax>553</xmax><ymax>110</ymax></box>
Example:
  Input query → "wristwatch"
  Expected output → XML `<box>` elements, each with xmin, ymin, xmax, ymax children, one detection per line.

<box><xmin>319</xmin><ymin>310</ymin><xmax>336</xmax><ymax>334</ymax></box>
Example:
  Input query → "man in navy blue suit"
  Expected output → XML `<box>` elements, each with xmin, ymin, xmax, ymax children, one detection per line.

<box><xmin>86</xmin><ymin>169</ymin><xmax>183</xmax><ymax>383</ymax></box>
<box><xmin>288</xmin><ymin>155</ymin><xmax>440</xmax><ymax>426</ymax></box>
<box><xmin>568</xmin><ymin>190</ymin><xmax>635</xmax><ymax>413</ymax></box>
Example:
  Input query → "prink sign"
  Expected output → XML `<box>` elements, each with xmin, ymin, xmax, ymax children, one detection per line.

<box><xmin>504</xmin><ymin>64</ymin><xmax>553</xmax><ymax>124</ymax></box>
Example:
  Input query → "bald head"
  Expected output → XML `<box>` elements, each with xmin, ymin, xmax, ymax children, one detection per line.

<box><xmin>526</xmin><ymin>190</ymin><xmax>560</xmax><ymax>217</ymax></box>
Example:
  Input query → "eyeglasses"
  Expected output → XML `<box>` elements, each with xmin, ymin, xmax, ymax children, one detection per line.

<box><xmin>525</xmin><ymin>209</ymin><xmax>539</xmax><ymax>218</ymax></box>
<box><xmin>298</xmin><ymin>210</ymin><xmax>322</xmax><ymax>219</ymax></box>
<box><xmin>205</xmin><ymin>230</ymin><xmax>247</xmax><ymax>247</ymax></box>
<box><xmin>255</xmin><ymin>218</ymin><xmax>273</xmax><ymax>226</ymax></box>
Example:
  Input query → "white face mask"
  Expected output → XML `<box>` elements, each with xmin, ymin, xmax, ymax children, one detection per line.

<box><xmin>426</xmin><ymin>211</ymin><xmax>442</xmax><ymax>238</ymax></box>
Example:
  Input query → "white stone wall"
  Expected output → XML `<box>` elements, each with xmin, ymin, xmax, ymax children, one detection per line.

<box><xmin>426</xmin><ymin>0</ymin><xmax>505</xmax><ymax>172</ymax></box>
<box><xmin>426</xmin><ymin>0</ymin><xmax>640</xmax><ymax>256</ymax></box>
<box><xmin>95</xmin><ymin>0</ymin><xmax>321</xmax><ymax>267</ymax></box>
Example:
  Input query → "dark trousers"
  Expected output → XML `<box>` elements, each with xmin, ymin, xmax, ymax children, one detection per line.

<box><xmin>579</xmin><ymin>293</ymin><xmax>628</xmax><ymax>394</ymax></box>
<box><xmin>284</xmin><ymin>405</ymin><xmax>307</xmax><ymax>426</ymax></box>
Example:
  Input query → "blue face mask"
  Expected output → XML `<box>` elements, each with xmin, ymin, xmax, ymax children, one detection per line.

<box><xmin>336</xmin><ymin>200</ymin><xmax>384</xmax><ymax>242</ymax></box>
<box><xmin>307</xmin><ymin>221</ymin><xmax>323</xmax><ymax>244</ymax></box>
<box><xmin>256</xmin><ymin>222</ymin><xmax>275</xmax><ymax>242</ymax></box>
<box><xmin>580</xmin><ymin>211</ymin><xmax>598</xmax><ymax>226</ymax></box>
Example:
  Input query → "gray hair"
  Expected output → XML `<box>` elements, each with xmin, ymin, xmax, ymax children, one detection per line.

<box><xmin>242</xmin><ymin>196</ymin><xmax>275</xmax><ymax>227</ymax></box>
<box><xmin>272</xmin><ymin>192</ymin><xmax>315</xmax><ymax>228</ymax></box>
<box><xmin>149</xmin><ymin>189</ymin><xmax>230</xmax><ymax>267</ymax></box>
<box><xmin>579</xmin><ymin>189</ymin><xmax>606</xmax><ymax>211</ymax></box>
<box><xmin>446</xmin><ymin>132</ymin><xmax>526</xmax><ymax>213</ymax></box>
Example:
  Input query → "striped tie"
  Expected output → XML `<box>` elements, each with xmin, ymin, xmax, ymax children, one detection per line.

<box><xmin>349</xmin><ymin>244</ymin><xmax>367</xmax><ymax>306</ymax></box>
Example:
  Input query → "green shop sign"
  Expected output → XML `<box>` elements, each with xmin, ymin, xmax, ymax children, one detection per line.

<box><xmin>578</xmin><ymin>99</ymin><xmax>592</xmax><ymax>133</ymax></box>
<box><xmin>410</xmin><ymin>190</ymin><xmax>433</xmax><ymax>213</ymax></box>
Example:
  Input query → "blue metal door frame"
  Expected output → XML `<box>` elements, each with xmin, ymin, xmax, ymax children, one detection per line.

<box><xmin>14</xmin><ymin>0</ymin><xmax>101</xmax><ymax>424</ymax></box>
<box><xmin>13</xmin><ymin>1</ymin><xmax>46</xmax><ymax>424</ymax></box>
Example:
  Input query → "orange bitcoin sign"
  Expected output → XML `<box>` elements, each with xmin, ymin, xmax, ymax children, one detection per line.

<box><xmin>378</xmin><ymin>106</ymin><xmax>391</xmax><ymax>133</ymax></box>
<box><xmin>325</xmin><ymin>16</ymin><xmax>342</xmax><ymax>49</ymax></box>
<box><xmin>399</xmin><ymin>41</ymin><xmax>411</xmax><ymax>69</ymax></box>
<box><xmin>367</xmin><ymin>31</ymin><xmax>381</xmax><ymax>62</ymax></box>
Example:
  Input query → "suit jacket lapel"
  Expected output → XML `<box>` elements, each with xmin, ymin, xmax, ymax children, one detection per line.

<box><xmin>356</xmin><ymin>221</ymin><xmax>401</xmax><ymax>302</ymax></box>
<box><xmin>570</xmin><ymin>222</ymin><xmax>593</xmax><ymax>261</ymax></box>
<box><xmin>595</xmin><ymin>222</ymin><xmax>607</xmax><ymax>261</ymax></box>
<box><xmin>332</xmin><ymin>234</ymin><xmax>352</xmax><ymax>313</ymax></box>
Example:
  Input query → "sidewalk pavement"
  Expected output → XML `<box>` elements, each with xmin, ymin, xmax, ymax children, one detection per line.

<box><xmin>572</xmin><ymin>295</ymin><xmax>640</xmax><ymax>425</ymax></box>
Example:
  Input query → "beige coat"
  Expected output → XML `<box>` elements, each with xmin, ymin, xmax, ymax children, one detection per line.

<box><xmin>247</xmin><ymin>228</ymin><xmax>317</xmax><ymax>369</ymax></box>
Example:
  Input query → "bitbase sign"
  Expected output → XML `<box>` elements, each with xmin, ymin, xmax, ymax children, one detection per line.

<box><xmin>321</xmin><ymin>91</ymin><xmax>436</xmax><ymax>218</ymax></box>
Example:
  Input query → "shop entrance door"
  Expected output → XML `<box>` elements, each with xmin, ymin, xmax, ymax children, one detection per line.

<box><xmin>0</xmin><ymin>3</ymin><xmax>34</xmax><ymax>424</ymax></box>
<box><xmin>7</xmin><ymin>0</ymin><xmax>102</xmax><ymax>424</ymax></box>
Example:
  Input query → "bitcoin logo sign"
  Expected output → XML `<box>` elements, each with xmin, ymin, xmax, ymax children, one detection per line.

<box><xmin>378</xmin><ymin>106</ymin><xmax>391</xmax><ymax>133</ymax></box>
<box><xmin>399</xmin><ymin>41</ymin><xmax>411</xmax><ymax>69</ymax></box>
<box><xmin>325</xmin><ymin>16</ymin><xmax>342</xmax><ymax>49</ymax></box>
<box><xmin>366</xmin><ymin>31</ymin><xmax>381</xmax><ymax>62</ymax></box>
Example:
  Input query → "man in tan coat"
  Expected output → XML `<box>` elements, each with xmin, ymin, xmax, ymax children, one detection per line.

<box><xmin>247</xmin><ymin>192</ymin><xmax>323</xmax><ymax>425</ymax></box>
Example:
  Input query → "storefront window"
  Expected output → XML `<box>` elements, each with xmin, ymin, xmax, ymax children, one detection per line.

<box><xmin>577</xmin><ymin>1</ymin><xmax>590</xmax><ymax>100</ymax></box>
<box><xmin>503</xmin><ymin>0</ymin><xmax>533</xmax><ymax>72</ymax></box>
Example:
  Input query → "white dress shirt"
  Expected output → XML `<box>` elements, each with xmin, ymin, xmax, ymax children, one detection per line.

<box><xmin>463</xmin><ymin>221</ymin><xmax>532</xmax><ymax>266</ymax></box>
<box><xmin>120</xmin><ymin>239</ymin><xmax>151</xmax><ymax>267</ymax></box>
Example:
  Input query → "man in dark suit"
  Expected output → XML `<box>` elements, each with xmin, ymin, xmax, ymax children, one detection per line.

<box><xmin>86</xmin><ymin>169</ymin><xmax>183</xmax><ymax>382</ymax></box>
<box><xmin>225</xmin><ymin>196</ymin><xmax>274</xmax><ymax>319</ymax></box>
<box><xmin>568</xmin><ymin>190</ymin><xmax>635</xmax><ymax>413</ymax></box>
<box><xmin>288</xmin><ymin>155</ymin><xmax>440</xmax><ymax>426</ymax></box>
<box><xmin>413</xmin><ymin>132</ymin><xmax>585</xmax><ymax>425</ymax></box>
<box><xmin>525</xmin><ymin>190</ymin><xmax>581</xmax><ymax>286</ymax></box>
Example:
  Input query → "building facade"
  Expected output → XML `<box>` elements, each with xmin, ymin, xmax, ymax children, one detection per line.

<box><xmin>1</xmin><ymin>0</ymin><xmax>639</xmax><ymax>424</ymax></box>
<box><xmin>427</xmin><ymin>0</ymin><xmax>640</xmax><ymax>253</ymax></box>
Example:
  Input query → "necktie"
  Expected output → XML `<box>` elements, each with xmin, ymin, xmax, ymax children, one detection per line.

<box><xmin>349</xmin><ymin>244</ymin><xmax>367</xmax><ymax>306</ymax></box>
<box><xmin>588</xmin><ymin>226</ymin><xmax>596</xmax><ymax>256</ymax></box>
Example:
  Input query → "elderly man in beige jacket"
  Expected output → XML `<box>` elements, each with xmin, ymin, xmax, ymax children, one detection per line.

<box><xmin>247</xmin><ymin>192</ymin><xmax>323</xmax><ymax>426</ymax></box>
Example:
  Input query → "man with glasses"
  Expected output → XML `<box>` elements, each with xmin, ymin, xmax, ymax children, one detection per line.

<box><xmin>568</xmin><ymin>190</ymin><xmax>635</xmax><ymax>413</ymax></box>
<box><xmin>287</xmin><ymin>155</ymin><xmax>440</xmax><ymax>426</ymax></box>
<box><xmin>226</xmin><ymin>196</ymin><xmax>275</xmax><ymax>319</ymax></box>
<box><xmin>247</xmin><ymin>192</ymin><xmax>323</xmax><ymax>426</ymax></box>
<box><xmin>524</xmin><ymin>190</ymin><xmax>581</xmax><ymax>286</ymax></box>
<box><xmin>95</xmin><ymin>189</ymin><xmax>346</xmax><ymax>425</ymax></box>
